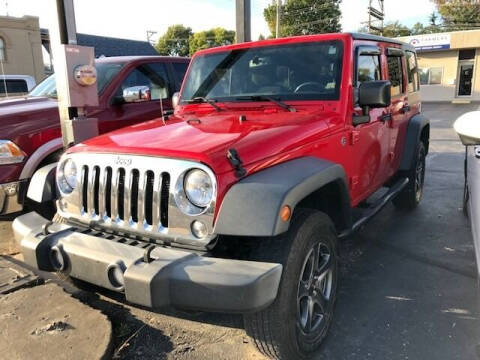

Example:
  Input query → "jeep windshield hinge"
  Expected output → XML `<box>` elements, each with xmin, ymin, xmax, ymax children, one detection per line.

<box><xmin>227</xmin><ymin>148</ymin><xmax>246</xmax><ymax>178</ymax></box>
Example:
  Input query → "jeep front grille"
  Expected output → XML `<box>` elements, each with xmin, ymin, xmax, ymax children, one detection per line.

<box><xmin>57</xmin><ymin>153</ymin><xmax>217</xmax><ymax>248</ymax></box>
<box><xmin>80</xmin><ymin>165</ymin><xmax>170</xmax><ymax>228</ymax></box>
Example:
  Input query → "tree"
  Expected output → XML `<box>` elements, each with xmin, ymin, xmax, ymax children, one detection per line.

<box><xmin>155</xmin><ymin>25</ymin><xmax>193</xmax><ymax>57</ymax></box>
<box><xmin>429</xmin><ymin>11</ymin><xmax>439</xmax><ymax>26</ymax></box>
<box><xmin>382</xmin><ymin>21</ymin><xmax>412</xmax><ymax>37</ymax></box>
<box><xmin>189</xmin><ymin>28</ymin><xmax>235</xmax><ymax>56</ymax></box>
<box><xmin>431</xmin><ymin>0</ymin><xmax>480</xmax><ymax>31</ymax></box>
<box><xmin>264</xmin><ymin>0</ymin><xmax>341</xmax><ymax>37</ymax></box>
<box><xmin>411</xmin><ymin>22</ymin><xmax>426</xmax><ymax>35</ymax></box>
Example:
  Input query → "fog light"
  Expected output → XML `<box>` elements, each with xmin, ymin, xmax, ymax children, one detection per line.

<box><xmin>191</xmin><ymin>220</ymin><xmax>208</xmax><ymax>239</ymax></box>
<box><xmin>49</xmin><ymin>245</ymin><xmax>66</xmax><ymax>271</ymax></box>
<box><xmin>4</xmin><ymin>183</ymin><xmax>17</xmax><ymax>196</ymax></box>
<box><xmin>107</xmin><ymin>263</ymin><xmax>125</xmax><ymax>290</ymax></box>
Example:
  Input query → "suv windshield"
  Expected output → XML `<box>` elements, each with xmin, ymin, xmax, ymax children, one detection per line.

<box><xmin>29</xmin><ymin>62</ymin><xmax>125</xmax><ymax>98</ymax></box>
<box><xmin>181</xmin><ymin>40</ymin><xmax>343</xmax><ymax>103</ymax></box>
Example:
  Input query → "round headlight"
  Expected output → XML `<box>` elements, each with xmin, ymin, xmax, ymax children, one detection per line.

<box><xmin>63</xmin><ymin>159</ymin><xmax>77</xmax><ymax>189</ymax></box>
<box><xmin>184</xmin><ymin>169</ymin><xmax>213</xmax><ymax>207</ymax></box>
<box><xmin>57</xmin><ymin>158</ymin><xmax>77</xmax><ymax>194</ymax></box>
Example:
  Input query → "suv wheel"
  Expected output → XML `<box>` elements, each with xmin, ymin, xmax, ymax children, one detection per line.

<box><xmin>244</xmin><ymin>209</ymin><xmax>338</xmax><ymax>359</ymax></box>
<box><xmin>393</xmin><ymin>141</ymin><xmax>426</xmax><ymax>210</ymax></box>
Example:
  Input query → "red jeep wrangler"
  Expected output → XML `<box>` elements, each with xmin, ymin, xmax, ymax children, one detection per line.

<box><xmin>0</xmin><ymin>55</ymin><xmax>189</xmax><ymax>216</ymax></box>
<box><xmin>14</xmin><ymin>33</ymin><xmax>429</xmax><ymax>359</ymax></box>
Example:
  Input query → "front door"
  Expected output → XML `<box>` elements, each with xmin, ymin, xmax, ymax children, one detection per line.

<box><xmin>457</xmin><ymin>61</ymin><xmax>475</xmax><ymax>97</ymax></box>
<box><xmin>349</xmin><ymin>46</ymin><xmax>392</xmax><ymax>204</ymax></box>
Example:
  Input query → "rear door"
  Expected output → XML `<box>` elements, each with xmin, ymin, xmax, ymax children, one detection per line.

<box><xmin>98</xmin><ymin>62</ymin><xmax>173</xmax><ymax>134</ymax></box>
<box><xmin>385</xmin><ymin>48</ymin><xmax>409</xmax><ymax>178</ymax></box>
<box><xmin>350</xmin><ymin>45</ymin><xmax>392</xmax><ymax>201</ymax></box>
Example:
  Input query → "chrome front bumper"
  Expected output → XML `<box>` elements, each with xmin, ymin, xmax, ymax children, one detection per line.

<box><xmin>0</xmin><ymin>180</ymin><xmax>26</xmax><ymax>215</ymax></box>
<box><xmin>13</xmin><ymin>212</ymin><xmax>282</xmax><ymax>313</ymax></box>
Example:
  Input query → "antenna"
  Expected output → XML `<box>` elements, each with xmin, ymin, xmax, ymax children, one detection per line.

<box><xmin>159</xmin><ymin>93</ymin><xmax>166</xmax><ymax>126</ymax></box>
<box><xmin>5</xmin><ymin>0</ymin><xmax>8</xmax><ymax>16</ymax></box>
<box><xmin>367</xmin><ymin>0</ymin><xmax>384</xmax><ymax>35</ymax></box>
<box><xmin>0</xmin><ymin>58</ymin><xmax>8</xmax><ymax>98</ymax></box>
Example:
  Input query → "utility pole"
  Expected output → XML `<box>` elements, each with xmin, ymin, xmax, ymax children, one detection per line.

<box><xmin>146</xmin><ymin>30</ymin><xmax>157</xmax><ymax>45</ymax></box>
<box><xmin>276</xmin><ymin>0</ymin><xmax>282</xmax><ymax>38</ymax></box>
<box><xmin>367</xmin><ymin>0</ymin><xmax>385</xmax><ymax>35</ymax></box>
<box><xmin>235</xmin><ymin>0</ymin><xmax>251</xmax><ymax>43</ymax></box>
<box><xmin>51</xmin><ymin>0</ymin><xmax>99</xmax><ymax>148</ymax></box>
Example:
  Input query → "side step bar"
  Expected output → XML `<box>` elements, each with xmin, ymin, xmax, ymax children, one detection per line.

<box><xmin>338</xmin><ymin>177</ymin><xmax>409</xmax><ymax>239</ymax></box>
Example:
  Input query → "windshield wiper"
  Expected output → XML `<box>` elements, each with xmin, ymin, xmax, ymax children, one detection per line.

<box><xmin>184</xmin><ymin>97</ymin><xmax>221</xmax><ymax>111</ymax></box>
<box><xmin>235</xmin><ymin>95</ymin><xmax>296</xmax><ymax>112</ymax></box>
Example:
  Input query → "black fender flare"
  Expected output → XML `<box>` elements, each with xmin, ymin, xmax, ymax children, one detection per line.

<box><xmin>213</xmin><ymin>157</ymin><xmax>351</xmax><ymax>237</ymax></box>
<box><xmin>399</xmin><ymin>113</ymin><xmax>430</xmax><ymax>172</ymax></box>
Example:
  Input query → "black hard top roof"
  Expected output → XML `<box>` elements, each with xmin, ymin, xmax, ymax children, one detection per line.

<box><xmin>349</xmin><ymin>32</ymin><xmax>415</xmax><ymax>51</ymax></box>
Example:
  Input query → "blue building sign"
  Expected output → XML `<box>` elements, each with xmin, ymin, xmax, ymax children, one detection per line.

<box><xmin>405</xmin><ymin>34</ymin><xmax>451</xmax><ymax>52</ymax></box>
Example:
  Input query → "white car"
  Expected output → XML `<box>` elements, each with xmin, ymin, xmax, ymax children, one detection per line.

<box><xmin>0</xmin><ymin>75</ymin><xmax>36</xmax><ymax>97</ymax></box>
<box><xmin>454</xmin><ymin>111</ymin><xmax>480</xmax><ymax>278</ymax></box>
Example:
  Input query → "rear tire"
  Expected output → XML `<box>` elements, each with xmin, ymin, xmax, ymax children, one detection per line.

<box><xmin>244</xmin><ymin>209</ymin><xmax>339</xmax><ymax>359</ymax></box>
<box><xmin>393</xmin><ymin>141</ymin><xmax>426</xmax><ymax>210</ymax></box>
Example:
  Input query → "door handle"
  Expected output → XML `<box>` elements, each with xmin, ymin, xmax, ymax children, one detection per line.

<box><xmin>380</xmin><ymin>113</ymin><xmax>392</xmax><ymax>122</ymax></box>
<box><xmin>401</xmin><ymin>104</ymin><xmax>411</xmax><ymax>114</ymax></box>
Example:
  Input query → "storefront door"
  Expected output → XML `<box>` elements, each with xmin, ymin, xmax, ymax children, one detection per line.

<box><xmin>457</xmin><ymin>61</ymin><xmax>475</xmax><ymax>97</ymax></box>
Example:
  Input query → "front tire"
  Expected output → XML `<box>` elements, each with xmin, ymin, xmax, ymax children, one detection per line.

<box><xmin>244</xmin><ymin>209</ymin><xmax>338</xmax><ymax>359</ymax></box>
<box><xmin>393</xmin><ymin>141</ymin><xmax>426</xmax><ymax>210</ymax></box>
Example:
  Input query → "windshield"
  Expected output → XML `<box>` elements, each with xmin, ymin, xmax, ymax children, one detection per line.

<box><xmin>181</xmin><ymin>40</ymin><xmax>343</xmax><ymax>103</ymax></box>
<box><xmin>29</xmin><ymin>62</ymin><xmax>125</xmax><ymax>98</ymax></box>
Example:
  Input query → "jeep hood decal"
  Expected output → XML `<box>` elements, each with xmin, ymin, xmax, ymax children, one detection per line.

<box><xmin>71</xmin><ymin>109</ymin><xmax>337</xmax><ymax>174</ymax></box>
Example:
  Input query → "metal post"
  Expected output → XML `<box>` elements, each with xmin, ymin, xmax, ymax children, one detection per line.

<box><xmin>276</xmin><ymin>0</ymin><xmax>282</xmax><ymax>39</ymax></box>
<box><xmin>235</xmin><ymin>0</ymin><xmax>251</xmax><ymax>43</ymax></box>
<box><xmin>51</xmin><ymin>0</ymin><xmax>98</xmax><ymax>148</ymax></box>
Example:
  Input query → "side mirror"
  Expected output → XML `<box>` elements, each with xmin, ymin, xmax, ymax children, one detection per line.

<box><xmin>353</xmin><ymin>81</ymin><xmax>391</xmax><ymax>126</ymax></box>
<box><xmin>172</xmin><ymin>92</ymin><xmax>180</xmax><ymax>109</ymax></box>
<box><xmin>454</xmin><ymin>111</ymin><xmax>480</xmax><ymax>145</ymax></box>
<box><xmin>122</xmin><ymin>86</ymin><xmax>151</xmax><ymax>103</ymax></box>
<box><xmin>358</xmin><ymin>80</ymin><xmax>391</xmax><ymax>109</ymax></box>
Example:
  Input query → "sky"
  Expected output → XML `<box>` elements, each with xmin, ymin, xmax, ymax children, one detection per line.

<box><xmin>0</xmin><ymin>0</ymin><xmax>437</xmax><ymax>43</ymax></box>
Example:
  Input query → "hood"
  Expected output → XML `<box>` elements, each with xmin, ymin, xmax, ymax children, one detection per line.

<box><xmin>71</xmin><ymin>106</ymin><xmax>338</xmax><ymax>175</ymax></box>
<box><xmin>0</xmin><ymin>96</ymin><xmax>60</xmax><ymax>147</ymax></box>
<box><xmin>0</xmin><ymin>96</ymin><xmax>57</xmax><ymax>117</ymax></box>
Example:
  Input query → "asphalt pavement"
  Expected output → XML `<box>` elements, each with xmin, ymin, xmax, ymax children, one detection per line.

<box><xmin>0</xmin><ymin>103</ymin><xmax>479</xmax><ymax>360</ymax></box>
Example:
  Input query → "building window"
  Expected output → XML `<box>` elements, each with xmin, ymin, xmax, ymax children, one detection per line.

<box><xmin>459</xmin><ymin>49</ymin><xmax>476</xmax><ymax>60</ymax></box>
<box><xmin>0</xmin><ymin>38</ymin><xmax>5</xmax><ymax>61</ymax></box>
<box><xmin>419</xmin><ymin>67</ymin><xmax>443</xmax><ymax>85</ymax></box>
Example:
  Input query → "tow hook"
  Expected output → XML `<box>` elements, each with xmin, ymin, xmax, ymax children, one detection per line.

<box><xmin>42</xmin><ymin>221</ymin><xmax>54</xmax><ymax>235</ymax></box>
<box><xmin>143</xmin><ymin>245</ymin><xmax>156</xmax><ymax>263</ymax></box>
<box><xmin>227</xmin><ymin>148</ymin><xmax>246</xmax><ymax>178</ymax></box>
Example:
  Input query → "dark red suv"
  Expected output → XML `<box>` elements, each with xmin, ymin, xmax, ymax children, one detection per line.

<box><xmin>0</xmin><ymin>55</ymin><xmax>189</xmax><ymax>215</ymax></box>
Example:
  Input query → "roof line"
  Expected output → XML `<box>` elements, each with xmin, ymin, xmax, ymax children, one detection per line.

<box><xmin>349</xmin><ymin>32</ymin><xmax>415</xmax><ymax>50</ymax></box>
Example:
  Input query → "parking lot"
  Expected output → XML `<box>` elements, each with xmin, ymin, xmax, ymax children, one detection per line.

<box><xmin>1</xmin><ymin>103</ymin><xmax>479</xmax><ymax>359</ymax></box>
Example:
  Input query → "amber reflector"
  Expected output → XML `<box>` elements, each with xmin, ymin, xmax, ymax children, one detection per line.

<box><xmin>280</xmin><ymin>205</ymin><xmax>291</xmax><ymax>222</ymax></box>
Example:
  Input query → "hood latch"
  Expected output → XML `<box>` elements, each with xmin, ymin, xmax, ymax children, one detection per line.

<box><xmin>227</xmin><ymin>148</ymin><xmax>246</xmax><ymax>178</ymax></box>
